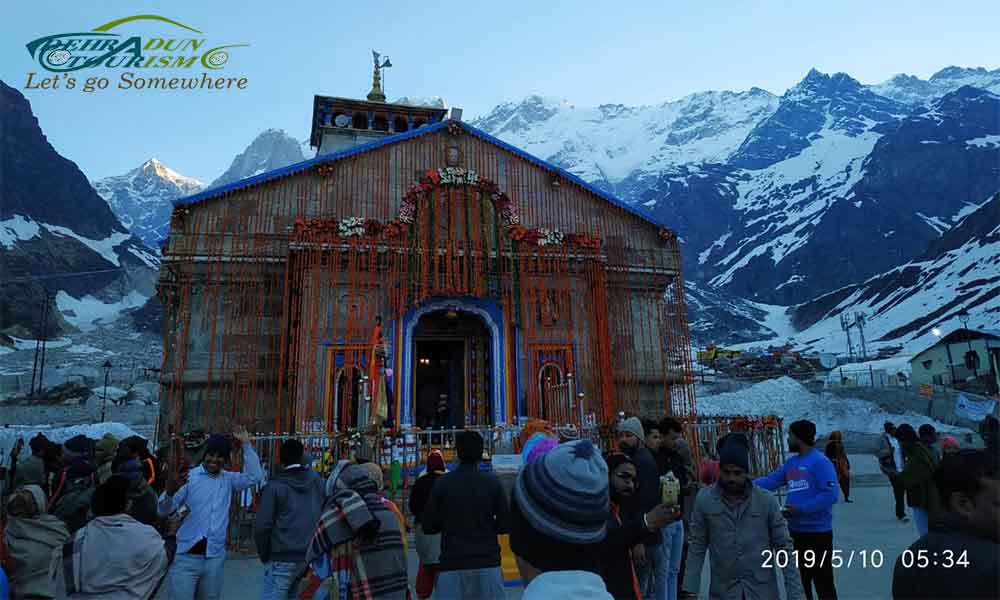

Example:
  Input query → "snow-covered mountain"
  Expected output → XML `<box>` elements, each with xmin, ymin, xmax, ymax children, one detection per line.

<box><xmin>644</xmin><ymin>77</ymin><xmax>999</xmax><ymax>307</ymax></box>
<box><xmin>1</xmin><ymin>81</ymin><xmax>159</xmax><ymax>338</ymax></box>
<box><xmin>785</xmin><ymin>192</ymin><xmax>1000</xmax><ymax>355</ymax></box>
<box><xmin>869</xmin><ymin>66</ymin><xmax>1000</xmax><ymax>106</ymax></box>
<box><xmin>394</xmin><ymin>96</ymin><xmax>448</xmax><ymax>108</ymax></box>
<box><xmin>207</xmin><ymin>129</ymin><xmax>311</xmax><ymax>189</ymax></box>
<box><xmin>471</xmin><ymin>89</ymin><xmax>780</xmax><ymax>201</ymax></box>
<box><xmin>93</xmin><ymin>158</ymin><xmax>203</xmax><ymax>248</ymax></box>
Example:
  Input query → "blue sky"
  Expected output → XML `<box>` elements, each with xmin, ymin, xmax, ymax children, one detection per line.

<box><xmin>3</xmin><ymin>1</ymin><xmax>998</xmax><ymax>183</ymax></box>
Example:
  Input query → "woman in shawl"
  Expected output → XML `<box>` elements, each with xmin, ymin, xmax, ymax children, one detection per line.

<box><xmin>306</xmin><ymin>464</ymin><xmax>409</xmax><ymax>600</ymax></box>
<box><xmin>408</xmin><ymin>450</ymin><xmax>447</xmax><ymax>599</ymax></box>
<box><xmin>4</xmin><ymin>485</ymin><xmax>70</xmax><ymax>599</ymax></box>
<box><xmin>824</xmin><ymin>430</ymin><xmax>852</xmax><ymax>502</ymax></box>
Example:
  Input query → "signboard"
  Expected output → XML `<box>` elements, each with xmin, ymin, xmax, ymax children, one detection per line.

<box><xmin>955</xmin><ymin>394</ymin><xmax>997</xmax><ymax>422</ymax></box>
<box><xmin>491</xmin><ymin>453</ymin><xmax>523</xmax><ymax>474</ymax></box>
<box><xmin>919</xmin><ymin>384</ymin><xmax>934</xmax><ymax>397</ymax></box>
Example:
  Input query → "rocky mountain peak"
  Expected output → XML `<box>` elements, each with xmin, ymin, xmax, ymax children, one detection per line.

<box><xmin>208</xmin><ymin>129</ymin><xmax>308</xmax><ymax>189</ymax></box>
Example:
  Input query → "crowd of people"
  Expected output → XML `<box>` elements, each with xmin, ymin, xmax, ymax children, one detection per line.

<box><xmin>0</xmin><ymin>413</ymin><xmax>996</xmax><ymax>599</ymax></box>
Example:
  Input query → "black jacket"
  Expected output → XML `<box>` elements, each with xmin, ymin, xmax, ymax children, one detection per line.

<box><xmin>254</xmin><ymin>466</ymin><xmax>325</xmax><ymax>563</ymax></box>
<box><xmin>892</xmin><ymin>514</ymin><xmax>999</xmax><ymax>599</ymax></box>
<box><xmin>624</xmin><ymin>445</ymin><xmax>661</xmax><ymax>546</ymax></box>
<box><xmin>423</xmin><ymin>463</ymin><xmax>511</xmax><ymax>571</ymax></box>
<box><xmin>599</xmin><ymin>502</ymin><xmax>647</xmax><ymax>600</ymax></box>
<box><xmin>408</xmin><ymin>471</ymin><xmax>443</xmax><ymax>524</ymax></box>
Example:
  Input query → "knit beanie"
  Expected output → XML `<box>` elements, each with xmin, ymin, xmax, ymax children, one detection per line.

<box><xmin>718</xmin><ymin>433</ymin><xmax>751</xmax><ymax>472</ymax></box>
<box><xmin>525</xmin><ymin>438</ymin><xmax>558</xmax><ymax>465</ymax></box>
<box><xmin>512</xmin><ymin>439</ymin><xmax>608</xmax><ymax>545</ymax></box>
<box><xmin>426</xmin><ymin>450</ymin><xmax>446</xmax><ymax>474</ymax></box>
<box><xmin>95</xmin><ymin>433</ymin><xmax>118</xmax><ymax>465</ymax></box>
<box><xmin>789</xmin><ymin>420</ymin><xmax>817</xmax><ymax>447</ymax></box>
<box><xmin>940</xmin><ymin>435</ymin><xmax>959</xmax><ymax>450</ymax></box>
<box><xmin>360</xmin><ymin>462</ymin><xmax>384</xmax><ymax>491</ymax></box>
<box><xmin>520</xmin><ymin>432</ymin><xmax>553</xmax><ymax>464</ymax></box>
<box><xmin>63</xmin><ymin>434</ymin><xmax>94</xmax><ymax>462</ymax></box>
<box><xmin>510</xmin><ymin>489</ymin><xmax>602</xmax><ymax>574</ymax></box>
<box><xmin>205</xmin><ymin>434</ymin><xmax>232</xmax><ymax>458</ymax></box>
<box><xmin>619</xmin><ymin>417</ymin><xmax>644</xmax><ymax>441</ymax></box>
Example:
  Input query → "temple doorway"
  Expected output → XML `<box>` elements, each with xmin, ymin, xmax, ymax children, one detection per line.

<box><xmin>413</xmin><ymin>309</ymin><xmax>493</xmax><ymax>428</ymax></box>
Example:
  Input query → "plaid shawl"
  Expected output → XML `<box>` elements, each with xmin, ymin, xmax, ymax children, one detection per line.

<box><xmin>306</xmin><ymin>465</ymin><xmax>409</xmax><ymax>600</ymax></box>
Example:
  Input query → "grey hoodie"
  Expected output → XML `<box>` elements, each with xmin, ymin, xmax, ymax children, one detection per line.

<box><xmin>254</xmin><ymin>466</ymin><xmax>325</xmax><ymax>563</ymax></box>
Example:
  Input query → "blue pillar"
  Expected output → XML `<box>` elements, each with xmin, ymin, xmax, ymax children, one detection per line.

<box><xmin>387</xmin><ymin>111</ymin><xmax>394</xmax><ymax>132</ymax></box>
<box><xmin>367</xmin><ymin>111</ymin><xmax>374</xmax><ymax>129</ymax></box>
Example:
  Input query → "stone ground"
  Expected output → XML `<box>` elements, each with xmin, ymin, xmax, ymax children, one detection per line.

<box><xmin>216</xmin><ymin>455</ymin><xmax>923</xmax><ymax>600</ymax></box>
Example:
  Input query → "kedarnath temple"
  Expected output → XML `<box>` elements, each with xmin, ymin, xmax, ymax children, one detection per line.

<box><xmin>157</xmin><ymin>55</ymin><xmax>695</xmax><ymax>436</ymax></box>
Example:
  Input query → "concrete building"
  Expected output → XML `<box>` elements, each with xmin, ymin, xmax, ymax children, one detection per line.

<box><xmin>910</xmin><ymin>328</ymin><xmax>1000</xmax><ymax>392</ymax></box>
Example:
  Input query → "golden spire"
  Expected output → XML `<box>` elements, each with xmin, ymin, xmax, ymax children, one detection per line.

<box><xmin>367</xmin><ymin>50</ymin><xmax>390</xmax><ymax>102</ymax></box>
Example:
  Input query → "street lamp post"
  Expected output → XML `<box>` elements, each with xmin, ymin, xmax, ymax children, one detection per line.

<box><xmin>100</xmin><ymin>360</ymin><xmax>112</xmax><ymax>423</ymax></box>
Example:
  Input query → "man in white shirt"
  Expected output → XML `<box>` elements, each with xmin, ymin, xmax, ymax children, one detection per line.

<box><xmin>158</xmin><ymin>428</ymin><xmax>263</xmax><ymax>600</ymax></box>
<box><xmin>876</xmin><ymin>422</ymin><xmax>909</xmax><ymax>522</ymax></box>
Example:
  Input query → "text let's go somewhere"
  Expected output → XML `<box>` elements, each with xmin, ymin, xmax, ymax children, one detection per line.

<box><xmin>24</xmin><ymin>71</ymin><xmax>248</xmax><ymax>93</ymax></box>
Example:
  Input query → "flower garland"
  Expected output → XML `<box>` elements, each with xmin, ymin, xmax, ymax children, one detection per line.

<box><xmin>338</xmin><ymin>216</ymin><xmax>366</xmax><ymax>238</ymax></box>
<box><xmin>399</xmin><ymin>167</ymin><xmax>519</xmax><ymax>227</ymax></box>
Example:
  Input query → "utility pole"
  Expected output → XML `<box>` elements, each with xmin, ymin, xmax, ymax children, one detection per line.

<box><xmin>855</xmin><ymin>312</ymin><xmax>868</xmax><ymax>361</ymax></box>
<box><xmin>840</xmin><ymin>313</ymin><xmax>855</xmax><ymax>361</ymax></box>
<box><xmin>37</xmin><ymin>294</ymin><xmax>50</xmax><ymax>395</ymax></box>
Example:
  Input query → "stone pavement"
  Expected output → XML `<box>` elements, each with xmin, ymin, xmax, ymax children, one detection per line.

<box><xmin>218</xmin><ymin>480</ymin><xmax>921</xmax><ymax>598</ymax></box>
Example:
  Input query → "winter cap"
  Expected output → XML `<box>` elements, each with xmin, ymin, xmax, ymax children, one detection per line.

<box><xmin>525</xmin><ymin>438</ymin><xmax>558</xmax><ymax>465</ymax></box>
<box><xmin>520</xmin><ymin>432</ymin><xmax>553</xmax><ymax>464</ymax></box>
<box><xmin>510</xmin><ymin>477</ymin><xmax>602</xmax><ymax>573</ymax></box>
<box><xmin>619</xmin><ymin>416</ymin><xmax>645</xmax><ymax>441</ymax></box>
<box><xmin>204</xmin><ymin>434</ymin><xmax>232</xmax><ymax>458</ymax></box>
<box><xmin>513</xmin><ymin>439</ymin><xmax>608</xmax><ymax>545</ymax></box>
<box><xmin>718</xmin><ymin>433</ymin><xmax>751</xmax><ymax>472</ymax></box>
<box><xmin>63</xmin><ymin>434</ymin><xmax>94</xmax><ymax>461</ymax></box>
<box><xmin>789</xmin><ymin>420</ymin><xmax>817</xmax><ymax>447</ymax></box>
<box><xmin>940</xmin><ymin>435</ymin><xmax>960</xmax><ymax>450</ymax></box>
<box><xmin>7</xmin><ymin>485</ymin><xmax>47</xmax><ymax>518</ymax></box>
<box><xmin>360</xmin><ymin>462</ymin><xmax>384</xmax><ymax>491</ymax></box>
<box><xmin>95</xmin><ymin>433</ymin><xmax>119</xmax><ymax>464</ymax></box>
<box><xmin>339</xmin><ymin>464</ymin><xmax>378</xmax><ymax>496</ymax></box>
<box><xmin>426</xmin><ymin>450</ymin><xmax>446</xmax><ymax>474</ymax></box>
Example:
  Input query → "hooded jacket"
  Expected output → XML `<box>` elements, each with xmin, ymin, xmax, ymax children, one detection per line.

<box><xmin>254</xmin><ymin>465</ymin><xmax>325</xmax><ymax>563</ymax></box>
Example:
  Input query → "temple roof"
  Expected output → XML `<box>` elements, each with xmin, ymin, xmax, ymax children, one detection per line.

<box><xmin>173</xmin><ymin>119</ymin><xmax>667</xmax><ymax>229</ymax></box>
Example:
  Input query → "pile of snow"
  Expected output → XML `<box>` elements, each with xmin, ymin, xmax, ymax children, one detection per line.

<box><xmin>56</xmin><ymin>290</ymin><xmax>148</xmax><ymax>332</ymax></box>
<box><xmin>698</xmin><ymin>377</ymin><xmax>965</xmax><ymax>435</ymax></box>
<box><xmin>0</xmin><ymin>422</ymin><xmax>140</xmax><ymax>461</ymax></box>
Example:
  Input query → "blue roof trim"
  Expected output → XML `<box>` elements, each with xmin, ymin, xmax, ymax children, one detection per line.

<box><xmin>172</xmin><ymin>120</ymin><xmax>666</xmax><ymax>228</ymax></box>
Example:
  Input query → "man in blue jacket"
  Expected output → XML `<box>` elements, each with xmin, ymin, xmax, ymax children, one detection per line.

<box><xmin>755</xmin><ymin>420</ymin><xmax>839</xmax><ymax>600</ymax></box>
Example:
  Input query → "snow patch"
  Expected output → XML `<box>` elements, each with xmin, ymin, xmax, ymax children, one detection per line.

<box><xmin>0</xmin><ymin>423</ymin><xmax>141</xmax><ymax>455</ymax></box>
<box><xmin>699</xmin><ymin>377</ymin><xmax>966</xmax><ymax>435</ymax></box>
<box><xmin>56</xmin><ymin>290</ymin><xmax>148</xmax><ymax>332</ymax></box>
<box><xmin>0</xmin><ymin>215</ymin><xmax>41</xmax><ymax>249</ymax></box>
<box><xmin>966</xmin><ymin>134</ymin><xmax>1000</xmax><ymax>148</ymax></box>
